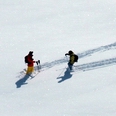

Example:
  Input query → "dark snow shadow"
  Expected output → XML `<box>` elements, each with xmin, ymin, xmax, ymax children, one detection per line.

<box><xmin>57</xmin><ymin>68</ymin><xmax>72</xmax><ymax>83</ymax></box>
<box><xmin>15</xmin><ymin>75</ymin><xmax>30</xmax><ymax>88</ymax></box>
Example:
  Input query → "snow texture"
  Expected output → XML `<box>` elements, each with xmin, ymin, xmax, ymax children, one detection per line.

<box><xmin>0</xmin><ymin>0</ymin><xmax>116</xmax><ymax>116</ymax></box>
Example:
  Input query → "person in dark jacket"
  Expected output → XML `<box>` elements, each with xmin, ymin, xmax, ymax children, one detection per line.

<box><xmin>65</xmin><ymin>50</ymin><xmax>75</xmax><ymax>70</ymax></box>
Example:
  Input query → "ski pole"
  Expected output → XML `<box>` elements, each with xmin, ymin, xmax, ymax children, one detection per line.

<box><xmin>35</xmin><ymin>60</ymin><xmax>41</xmax><ymax>71</ymax></box>
<box><xmin>57</xmin><ymin>66</ymin><xmax>66</xmax><ymax>78</ymax></box>
<box><xmin>65</xmin><ymin>55</ymin><xmax>71</xmax><ymax>71</ymax></box>
<box><xmin>65</xmin><ymin>55</ymin><xmax>69</xmax><ymax>63</ymax></box>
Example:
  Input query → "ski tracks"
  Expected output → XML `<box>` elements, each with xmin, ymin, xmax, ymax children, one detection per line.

<box><xmin>74</xmin><ymin>57</ymin><xmax>116</xmax><ymax>72</ymax></box>
<box><xmin>39</xmin><ymin>42</ymin><xmax>116</xmax><ymax>72</ymax></box>
<box><xmin>78</xmin><ymin>42</ymin><xmax>116</xmax><ymax>59</ymax></box>
<box><xmin>18</xmin><ymin>42</ymin><xmax>116</xmax><ymax>76</ymax></box>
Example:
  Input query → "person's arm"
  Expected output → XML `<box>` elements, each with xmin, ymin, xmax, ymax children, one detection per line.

<box><xmin>65</xmin><ymin>53</ymin><xmax>69</xmax><ymax>56</ymax></box>
<box><xmin>27</xmin><ymin>56</ymin><xmax>35</xmax><ymax>63</ymax></box>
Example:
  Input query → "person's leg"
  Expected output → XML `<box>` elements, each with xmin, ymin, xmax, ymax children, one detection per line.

<box><xmin>68</xmin><ymin>62</ymin><xmax>73</xmax><ymax>70</ymax></box>
<box><xmin>30</xmin><ymin>66</ymin><xmax>34</xmax><ymax>73</ymax></box>
<box><xmin>26</xmin><ymin>66</ymin><xmax>34</xmax><ymax>74</ymax></box>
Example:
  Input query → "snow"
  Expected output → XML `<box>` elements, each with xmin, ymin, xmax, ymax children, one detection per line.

<box><xmin>0</xmin><ymin>0</ymin><xmax>116</xmax><ymax>116</ymax></box>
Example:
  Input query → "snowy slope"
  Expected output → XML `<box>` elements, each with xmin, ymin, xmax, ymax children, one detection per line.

<box><xmin>0</xmin><ymin>0</ymin><xmax>116</xmax><ymax>116</ymax></box>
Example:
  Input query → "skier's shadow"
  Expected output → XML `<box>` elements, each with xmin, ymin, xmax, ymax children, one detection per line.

<box><xmin>15</xmin><ymin>75</ymin><xmax>30</xmax><ymax>88</ymax></box>
<box><xmin>57</xmin><ymin>68</ymin><xmax>72</xmax><ymax>83</ymax></box>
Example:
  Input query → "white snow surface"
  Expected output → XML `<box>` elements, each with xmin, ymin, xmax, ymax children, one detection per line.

<box><xmin>0</xmin><ymin>0</ymin><xmax>116</xmax><ymax>116</ymax></box>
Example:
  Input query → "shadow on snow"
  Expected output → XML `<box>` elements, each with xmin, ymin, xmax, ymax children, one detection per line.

<box><xmin>15</xmin><ymin>75</ymin><xmax>30</xmax><ymax>88</ymax></box>
<box><xmin>57</xmin><ymin>68</ymin><xmax>72</xmax><ymax>83</ymax></box>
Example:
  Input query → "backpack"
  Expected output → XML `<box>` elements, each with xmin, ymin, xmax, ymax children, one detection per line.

<box><xmin>24</xmin><ymin>55</ymin><xmax>28</xmax><ymax>63</ymax></box>
<box><xmin>74</xmin><ymin>54</ymin><xmax>78</xmax><ymax>62</ymax></box>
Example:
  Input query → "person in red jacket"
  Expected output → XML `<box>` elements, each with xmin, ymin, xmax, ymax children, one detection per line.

<box><xmin>26</xmin><ymin>51</ymin><xmax>36</xmax><ymax>75</ymax></box>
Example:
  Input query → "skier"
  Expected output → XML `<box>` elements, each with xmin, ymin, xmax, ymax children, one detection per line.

<box><xmin>25</xmin><ymin>51</ymin><xmax>38</xmax><ymax>75</ymax></box>
<box><xmin>65</xmin><ymin>50</ymin><xmax>76</xmax><ymax>71</ymax></box>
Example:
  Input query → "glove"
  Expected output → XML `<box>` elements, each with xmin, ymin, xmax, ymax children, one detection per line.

<box><xmin>65</xmin><ymin>53</ymin><xmax>68</xmax><ymax>56</ymax></box>
<box><xmin>36</xmin><ymin>60</ymin><xmax>40</xmax><ymax>65</ymax></box>
<box><xmin>38</xmin><ymin>60</ymin><xmax>40</xmax><ymax>64</ymax></box>
<box><xmin>36</xmin><ymin>61</ymin><xmax>38</xmax><ymax>65</ymax></box>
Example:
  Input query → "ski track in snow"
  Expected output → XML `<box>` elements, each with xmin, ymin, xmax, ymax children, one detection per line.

<box><xmin>78</xmin><ymin>42</ymin><xmax>116</xmax><ymax>59</ymax></box>
<box><xmin>18</xmin><ymin>42</ymin><xmax>116</xmax><ymax>77</ymax></box>
<box><xmin>38</xmin><ymin>42</ymin><xmax>116</xmax><ymax>71</ymax></box>
<box><xmin>74</xmin><ymin>57</ymin><xmax>116</xmax><ymax>72</ymax></box>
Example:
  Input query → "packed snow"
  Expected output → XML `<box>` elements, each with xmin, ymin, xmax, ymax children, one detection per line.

<box><xmin>0</xmin><ymin>0</ymin><xmax>116</xmax><ymax>116</ymax></box>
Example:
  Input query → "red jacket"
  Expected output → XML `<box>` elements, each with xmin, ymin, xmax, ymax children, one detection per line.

<box><xmin>27</xmin><ymin>55</ymin><xmax>35</xmax><ymax>67</ymax></box>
